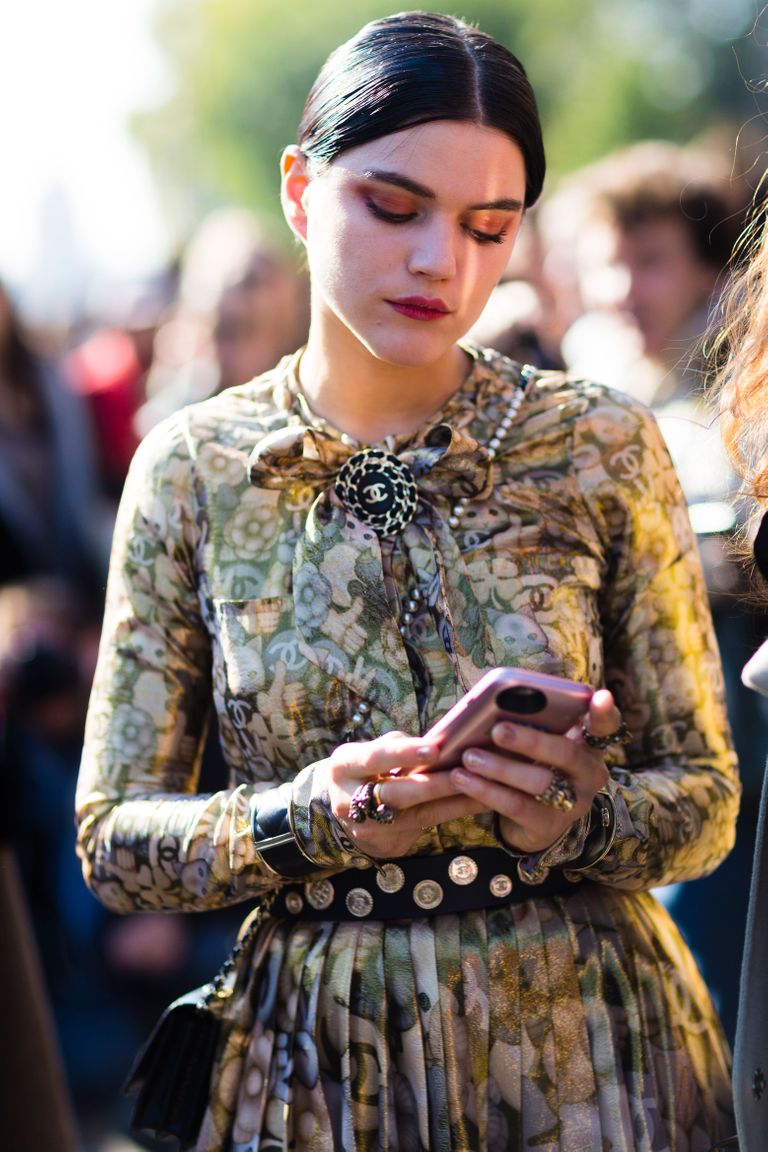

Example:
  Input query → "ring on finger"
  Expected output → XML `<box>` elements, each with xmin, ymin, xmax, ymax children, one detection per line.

<box><xmin>581</xmin><ymin>719</ymin><xmax>632</xmax><ymax>751</ymax></box>
<box><xmin>348</xmin><ymin>780</ymin><xmax>396</xmax><ymax>824</ymax></box>
<box><xmin>534</xmin><ymin>769</ymin><xmax>576</xmax><ymax>813</ymax></box>
<box><xmin>348</xmin><ymin>782</ymin><xmax>374</xmax><ymax>823</ymax></box>
<box><xmin>370</xmin><ymin>781</ymin><xmax>396</xmax><ymax>824</ymax></box>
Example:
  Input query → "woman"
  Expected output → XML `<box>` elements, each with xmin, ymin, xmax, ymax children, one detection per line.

<box><xmin>712</xmin><ymin>191</ymin><xmax>768</xmax><ymax>1152</ymax></box>
<box><xmin>76</xmin><ymin>13</ymin><xmax>738</xmax><ymax>1151</ymax></box>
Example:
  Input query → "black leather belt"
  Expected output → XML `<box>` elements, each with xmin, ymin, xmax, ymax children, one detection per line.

<box><xmin>271</xmin><ymin>847</ymin><xmax>584</xmax><ymax>921</ymax></box>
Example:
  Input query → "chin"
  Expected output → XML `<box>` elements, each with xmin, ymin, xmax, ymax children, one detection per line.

<box><xmin>357</xmin><ymin>325</ymin><xmax>462</xmax><ymax>370</ymax></box>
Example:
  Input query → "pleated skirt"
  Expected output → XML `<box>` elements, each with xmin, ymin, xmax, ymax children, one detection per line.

<box><xmin>196</xmin><ymin>886</ymin><xmax>733</xmax><ymax>1151</ymax></box>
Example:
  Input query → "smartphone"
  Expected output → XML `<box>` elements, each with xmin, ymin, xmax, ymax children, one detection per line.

<box><xmin>423</xmin><ymin>667</ymin><xmax>593</xmax><ymax>771</ymax></box>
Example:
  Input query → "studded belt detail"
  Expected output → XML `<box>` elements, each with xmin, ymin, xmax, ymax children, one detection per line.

<box><xmin>270</xmin><ymin>847</ymin><xmax>584</xmax><ymax>921</ymax></box>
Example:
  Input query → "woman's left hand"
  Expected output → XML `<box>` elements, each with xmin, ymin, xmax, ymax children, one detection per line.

<box><xmin>450</xmin><ymin>688</ymin><xmax>620</xmax><ymax>855</ymax></box>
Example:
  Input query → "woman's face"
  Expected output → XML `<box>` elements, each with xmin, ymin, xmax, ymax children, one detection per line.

<box><xmin>282</xmin><ymin>120</ymin><xmax>527</xmax><ymax>369</ymax></box>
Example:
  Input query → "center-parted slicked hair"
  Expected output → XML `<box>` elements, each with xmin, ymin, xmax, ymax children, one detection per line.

<box><xmin>297</xmin><ymin>11</ymin><xmax>545</xmax><ymax>208</ymax></box>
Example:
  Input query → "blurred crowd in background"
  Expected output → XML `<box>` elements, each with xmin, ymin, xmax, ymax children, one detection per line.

<box><xmin>2</xmin><ymin>131</ymin><xmax>768</xmax><ymax>1149</ymax></box>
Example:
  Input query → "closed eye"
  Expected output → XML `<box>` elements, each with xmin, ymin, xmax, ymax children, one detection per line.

<box><xmin>365</xmin><ymin>198</ymin><xmax>416</xmax><ymax>224</ymax></box>
<box><xmin>366</xmin><ymin>195</ymin><xmax>510</xmax><ymax>245</ymax></box>
<box><xmin>464</xmin><ymin>225</ymin><xmax>508</xmax><ymax>245</ymax></box>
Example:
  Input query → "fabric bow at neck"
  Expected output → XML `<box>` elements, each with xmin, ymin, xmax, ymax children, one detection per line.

<box><xmin>247</xmin><ymin>421</ymin><xmax>494</xmax><ymax>506</ymax></box>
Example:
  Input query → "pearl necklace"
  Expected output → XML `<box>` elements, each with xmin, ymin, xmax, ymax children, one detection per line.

<box><xmin>398</xmin><ymin>374</ymin><xmax>529</xmax><ymax>640</ymax></box>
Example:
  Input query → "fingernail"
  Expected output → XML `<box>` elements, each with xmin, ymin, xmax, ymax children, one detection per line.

<box><xmin>416</xmin><ymin>745</ymin><xmax>436</xmax><ymax>763</ymax></box>
<box><xmin>463</xmin><ymin>750</ymin><xmax>483</xmax><ymax>769</ymax></box>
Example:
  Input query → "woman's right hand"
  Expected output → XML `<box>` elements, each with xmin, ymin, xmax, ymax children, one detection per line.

<box><xmin>324</xmin><ymin>732</ymin><xmax>488</xmax><ymax>858</ymax></box>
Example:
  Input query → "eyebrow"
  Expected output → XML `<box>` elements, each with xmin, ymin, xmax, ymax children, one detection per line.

<box><xmin>360</xmin><ymin>168</ymin><xmax>524</xmax><ymax>213</ymax></box>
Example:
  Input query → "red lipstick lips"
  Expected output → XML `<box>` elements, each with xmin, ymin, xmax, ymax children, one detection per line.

<box><xmin>387</xmin><ymin>296</ymin><xmax>451</xmax><ymax>321</ymax></box>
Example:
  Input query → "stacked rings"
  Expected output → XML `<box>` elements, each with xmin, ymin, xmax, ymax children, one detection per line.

<box><xmin>348</xmin><ymin>781</ymin><xmax>396</xmax><ymax>824</ymax></box>
<box><xmin>581</xmin><ymin>720</ymin><xmax>632</xmax><ymax>750</ymax></box>
<box><xmin>534</xmin><ymin>769</ymin><xmax>576</xmax><ymax>813</ymax></box>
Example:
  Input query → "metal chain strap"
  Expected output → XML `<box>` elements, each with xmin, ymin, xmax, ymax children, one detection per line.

<box><xmin>201</xmin><ymin>887</ymin><xmax>279</xmax><ymax>1010</ymax></box>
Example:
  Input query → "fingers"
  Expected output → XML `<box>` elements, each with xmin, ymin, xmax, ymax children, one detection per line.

<box><xmin>480</xmin><ymin>719</ymin><xmax>609</xmax><ymax>788</ymax></box>
<box><xmin>326</xmin><ymin>732</ymin><xmax>489</xmax><ymax>858</ymax></box>
<box><xmin>584</xmin><ymin>688</ymin><xmax>622</xmax><ymax>738</ymax></box>
<box><xmin>325</xmin><ymin>687</ymin><xmax>628</xmax><ymax>860</ymax></box>
<box><xmin>329</xmin><ymin>732</ymin><xmax>439</xmax><ymax>782</ymax></box>
<box><xmin>447</xmin><ymin>714</ymin><xmax>614</xmax><ymax>855</ymax></box>
<box><xmin>452</xmin><ymin>750</ymin><xmax>593</xmax><ymax>821</ymax></box>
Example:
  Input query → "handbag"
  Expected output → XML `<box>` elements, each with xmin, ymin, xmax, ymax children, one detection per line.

<box><xmin>122</xmin><ymin>899</ymin><xmax>272</xmax><ymax>1149</ymax></box>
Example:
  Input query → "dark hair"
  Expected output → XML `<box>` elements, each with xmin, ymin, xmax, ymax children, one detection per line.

<box><xmin>297</xmin><ymin>11</ymin><xmax>545</xmax><ymax>208</ymax></box>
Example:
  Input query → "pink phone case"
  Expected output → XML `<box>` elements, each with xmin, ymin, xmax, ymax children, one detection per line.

<box><xmin>424</xmin><ymin>667</ymin><xmax>593</xmax><ymax>771</ymax></box>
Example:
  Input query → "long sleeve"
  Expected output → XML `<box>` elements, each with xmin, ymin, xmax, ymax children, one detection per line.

<box><xmin>568</xmin><ymin>387</ymin><xmax>740</xmax><ymax>887</ymax></box>
<box><xmin>75</xmin><ymin>354</ymin><xmax>741</xmax><ymax>914</ymax></box>
<box><xmin>75</xmin><ymin>411</ymin><xmax>345</xmax><ymax>914</ymax></box>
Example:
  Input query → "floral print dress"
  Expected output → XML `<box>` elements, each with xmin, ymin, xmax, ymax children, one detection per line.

<box><xmin>76</xmin><ymin>344</ymin><xmax>738</xmax><ymax>1151</ymax></box>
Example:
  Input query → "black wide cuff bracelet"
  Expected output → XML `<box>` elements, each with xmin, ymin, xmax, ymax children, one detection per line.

<box><xmin>567</xmin><ymin>789</ymin><xmax>616</xmax><ymax>871</ymax></box>
<box><xmin>252</xmin><ymin>785</ymin><xmax>315</xmax><ymax>878</ymax></box>
<box><xmin>270</xmin><ymin>847</ymin><xmax>587</xmax><ymax>922</ymax></box>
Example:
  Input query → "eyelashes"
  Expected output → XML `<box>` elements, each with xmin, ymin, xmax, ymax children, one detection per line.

<box><xmin>365</xmin><ymin>198</ymin><xmax>508</xmax><ymax>245</ymax></box>
<box><xmin>365</xmin><ymin>199</ymin><xmax>416</xmax><ymax>225</ymax></box>
<box><xmin>467</xmin><ymin>227</ymin><xmax>508</xmax><ymax>245</ymax></box>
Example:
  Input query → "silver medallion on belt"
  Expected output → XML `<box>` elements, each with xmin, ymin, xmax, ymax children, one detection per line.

<box><xmin>376</xmin><ymin>863</ymin><xmax>406</xmax><ymax>893</ymax></box>
<box><xmin>413</xmin><ymin>879</ymin><xmax>444</xmax><ymax>910</ymax></box>
<box><xmin>489</xmin><ymin>873</ymin><xmax>513</xmax><ymax>898</ymax></box>
<box><xmin>448</xmin><ymin>855</ymin><xmax>479</xmax><ymax>885</ymax></box>
<box><xmin>284</xmin><ymin>891</ymin><xmax>304</xmax><ymax>914</ymax></box>
<box><xmin>305</xmin><ymin>879</ymin><xmax>335</xmax><ymax>910</ymax></box>
<box><xmin>346</xmin><ymin>887</ymin><xmax>375</xmax><ymax>917</ymax></box>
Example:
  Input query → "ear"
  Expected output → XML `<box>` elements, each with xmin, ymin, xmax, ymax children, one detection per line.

<box><xmin>281</xmin><ymin>146</ymin><xmax>310</xmax><ymax>243</ymax></box>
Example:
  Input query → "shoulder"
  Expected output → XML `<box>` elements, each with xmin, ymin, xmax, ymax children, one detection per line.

<box><xmin>473</xmin><ymin>347</ymin><xmax>683</xmax><ymax>526</ymax></box>
<box><xmin>472</xmin><ymin>343</ymin><xmax>661</xmax><ymax>447</ymax></box>
<box><xmin>526</xmin><ymin>366</ymin><xmax>658</xmax><ymax>445</ymax></box>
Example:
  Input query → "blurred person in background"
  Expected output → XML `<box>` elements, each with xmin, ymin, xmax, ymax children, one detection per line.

<box><xmin>0</xmin><ymin>275</ymin><xmax>111</xmax><ymax>1148</ymax></box>
<box><xmin>554</xmin><ymin>140</ymin><xmax>764</xmax><ymax>1043</ymax></box>
<box><xmin>0</xmin><ymin>277</ymin><xmax>111</xmax><ymax>589</ymax></box>
<box><xmin>468</xmin><ymin>208</ymin><xmax>565</xmax><ymax>369</ymax></box>
<box><xmin>0</xmin><ymin>274</ymin><xmax>234</xmax><ymax>1149</ymax></box>
<box><xmin>0</xmin><ymin>599</ymin><xmax>79</xmax><ymax>1151</ymax></box>
<box><xmin>710</xmin><ymin>184</ymin><xmax>768</xmax><ymax>1152</ymax></box>
<box><xmin>64</xmin><ymin>273</ymin><xmax>176</xmax><ymax>504</ymax></box>
<box><xmin>0</xmin><ymin>578</ymin><xmax>109</xmax><ymax>1143</ymax></box>
<box><xmin>135</xmin><ymin>207</ymin><xmax>308</xmax><ymax>437</ymax></box>
<box><xmin>0</xmin><ymin>576</ymin><xmax>243</xmax><ymax>1150</ymax></box>
<box><xmin>558</xmin><ymin>140</ymin><xmax>745</xmax><ymax>404</ymax></box>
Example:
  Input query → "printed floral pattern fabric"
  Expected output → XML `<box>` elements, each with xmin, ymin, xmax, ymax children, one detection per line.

<box><xmin>76</xmin><ymin>344</ymin><xmax>738</xmax><ymax>1149</ymax></box>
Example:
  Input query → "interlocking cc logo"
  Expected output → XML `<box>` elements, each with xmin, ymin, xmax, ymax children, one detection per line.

<box><xmin>361</xmin><ymin>481</ymin><xmax>389</xmax><ymax>505</ymax></box>
<box><xmin>336</xmin><ymin>447</ymin><xmax>418</xmax><ymax>537</ymax></box>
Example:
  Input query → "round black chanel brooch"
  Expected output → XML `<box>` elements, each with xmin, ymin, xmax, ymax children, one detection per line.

<box><xmin>335</xmin><ymin>448</ymin><xmax>418</xmax><ymax>537</ymax></box>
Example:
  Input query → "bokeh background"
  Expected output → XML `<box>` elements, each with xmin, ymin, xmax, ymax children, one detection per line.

<box><xmin>1</xmin><ymin>3</ymin><xmax>767</xmax><ymax>1150</ymax></box>
<box><xmin>3</xmin><ymin>0</ymin><xmax>766</xmax><ymax>322</ymax></box>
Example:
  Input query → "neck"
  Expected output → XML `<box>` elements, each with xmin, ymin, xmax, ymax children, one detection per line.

<box><xmin>296</xmin><ymin>331</ymin><xmax>471</xmax><ymax>444</ymax></box>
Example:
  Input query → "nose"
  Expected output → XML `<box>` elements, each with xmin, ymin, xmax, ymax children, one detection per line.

<box><xmin>407</xmin><ymin>215</ymin><xmax>457</xmax><ymax>281</ymax></box>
